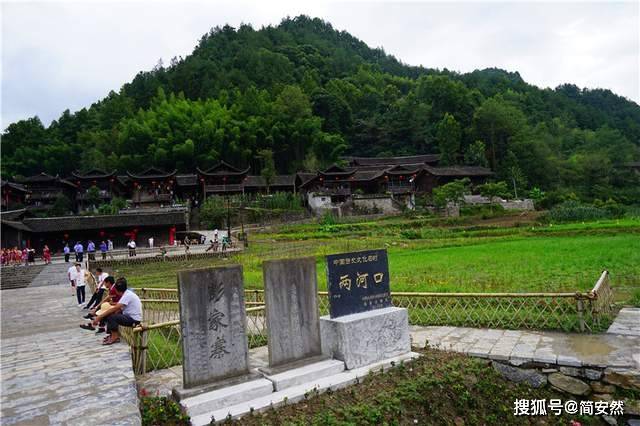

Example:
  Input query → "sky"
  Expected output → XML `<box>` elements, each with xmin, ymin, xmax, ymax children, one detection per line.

<box><xmin>2</xmin><ymin>0</ymin><xmax>639</xmax><ymax>129</ymax></box>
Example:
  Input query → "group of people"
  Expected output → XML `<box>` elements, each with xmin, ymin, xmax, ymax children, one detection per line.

<box><xmin>1</xmin><ymin>245</ymin><xmax>52</xmax><ymax>266</ymax></box>
<box><xmin>64</xmin><ymin>239</ymin><xmax>114</xmax><ymax>262</ymax></box>
<box><xmin>70</xmin><ymin>265</ymin><xmax>143</xmax><ymax>346</ymax></box>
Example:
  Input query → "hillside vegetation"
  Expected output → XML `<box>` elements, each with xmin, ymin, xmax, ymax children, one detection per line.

<box><xmin>2</xmin><ymin>16</ymin><xmax>639</xmax><ymax>203</ymax></box>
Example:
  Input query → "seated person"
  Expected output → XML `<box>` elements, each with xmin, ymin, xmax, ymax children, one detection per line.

<box><xmin>92</xmin><ymin>278</ymin><xmax>142</xmax><ymax>345</ymax></box>
<box><xmin>84</xmin><ymin>268</ymin><xmax>109</xmax><ymax>310</ymax></box>
<box><xmin>81</xmin><ymin>276</ymin><xmax>118</xmax><ymax>332</ymax></box>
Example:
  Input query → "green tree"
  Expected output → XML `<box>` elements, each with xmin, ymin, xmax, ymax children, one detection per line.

<box><xmin>49</xmin><ymin>194</ymin><xmax>72</xmax><ymax>216</ymax></box>
<box><xmin>464</xmin><ymin>140</ymin><xmax>488</xmax><ymax>167</ymax></box>
<box><xmin>85</xmin><ymin>186</ymin><xmax>101</xmax><ymax>210</ymax></box>
<box><xmin>435</xmin><ymin>113</ymin><xmax>462</xmax><ymax>165</ymax></box>
<box><xmin>258</xmin><ymin>149</ymin><xmax>276</xmax><ymax>194</ymax></box>
<box><xmin>432</xmin><ymin>178</ymin><xmax>470</xmax><ymax>209</ymax></box>
<box><xmin>472</xmin><ymin>96</ymin><xmax>527</xmax><ymax>170</ymax></box>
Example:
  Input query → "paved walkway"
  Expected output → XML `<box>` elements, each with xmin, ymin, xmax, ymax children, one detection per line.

<box><xmin>0</xmin><ymin>263</ymin><xmax>141</xmax><ymax>426</ymax></box>
<box><xmin>410</xmin><ymin>324</ymin><xmax>640</xmax><ymax>369</ymax></box>
<box><xmin>607</xmin><ymin>308</ymin><xmax>640</xmax><ymax>336</ymax></box>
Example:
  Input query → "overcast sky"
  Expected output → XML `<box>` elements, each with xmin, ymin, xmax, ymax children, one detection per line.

<box><xmin>2</xmin><ymin>0</ymin><xmax>638</xmax><ymax>129</ymax></box>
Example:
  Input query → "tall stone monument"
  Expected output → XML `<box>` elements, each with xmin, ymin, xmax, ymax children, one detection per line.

<box><xmin>177</xmin><ymin>265</ymin><xmax>250</xmax><ymax>388</ymax></box>
<box><xmin>320</xmin><ymin>249</ymin><xmax>411</xmax><ymax>369</ymax></box>
<box><xmin>262</xmin><ymin>257</ymin><xmax>322</xmax><ymax>368</ymax></box>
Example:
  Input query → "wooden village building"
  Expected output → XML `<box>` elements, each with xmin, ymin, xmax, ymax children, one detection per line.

<box><xmin>71</xmin><ymin>169</ymin><xmax>124</xmax><ymax>212</ymax></box>
<box><xmin>1</xmin><ymin>180</ymin><xmax>29</xmax><ymax>211</ymax></box>
<box><xmin>17</xmin><ymin>173</ymin><xmax>77</xmax><ymax>213</ymax></box>
<box><xmin>1</xmin><ymin>155</ymin><xmax>492</xmax><ymax>251</ymax></box>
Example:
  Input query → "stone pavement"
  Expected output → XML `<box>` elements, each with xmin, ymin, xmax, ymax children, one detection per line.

<box><xmin>0</xmin><ymin>264</ymin><xmax>141</xmax><ymax>425</ymax></box>
<box><xmin>607</xmin><ymin>308</ymin><xmax>640</xmax><ymax>336</ymax></box>
<box><xmin>410</xmin><ymin>325</ymin><xmax>640</xmax><ymax>369</ymax></box>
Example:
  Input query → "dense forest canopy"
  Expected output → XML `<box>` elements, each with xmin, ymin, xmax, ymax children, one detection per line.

<box><xmin>2</xmin><ymin>16</ymin><xmax>639</xmax><ymax>202</ymax></box>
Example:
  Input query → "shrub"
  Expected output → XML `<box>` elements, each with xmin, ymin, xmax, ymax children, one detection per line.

<box><xmin>400</xmin><ymin>229</ymin><xmax>421</xmax><ymax>239</ymax></box>
<box><xmin>545</xmin><ymin>201</ymin><xmax>610</xmax><ymax>223</ymax></box>
<box><xmin>139</xmin><ymin>394</ymin><xmax>189</xmax><ymax>426</ymax></box>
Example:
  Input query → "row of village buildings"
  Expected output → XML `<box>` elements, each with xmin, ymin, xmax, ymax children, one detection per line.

<box><xmin>1</xmin><ymin>155</ymin><xmax>492</xmax><ymax>252</ymax></box>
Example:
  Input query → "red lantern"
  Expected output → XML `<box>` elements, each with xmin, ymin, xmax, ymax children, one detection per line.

<box><xmin>99</xmin><ymin>230</ymin><xmax>105</xmax><ymax>237</ymax></box>
<box><xmin>63</xmin><ymin>233</ymin><xmax>69</xmax><ymax>239</ymax></box>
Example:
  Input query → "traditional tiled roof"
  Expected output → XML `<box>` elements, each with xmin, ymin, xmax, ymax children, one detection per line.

<box><xmin>197</xmin><ymin>161</ymin><xmax>250</xmax><ymax>176</ymax></box>
<box><xmin>319</xmin><ymin>164</ymin><xmax>356</xmax><ymax>177</ymax></box>
<box><xmin>295</xmin><ymin>173</ymin><xmax>316</xmax><ymax>186</ymax></box>
<box><xmin>422</xmin><ymin>165</ymin><xmax>494</xmax><ymax>177</ymax></box>
<box><xmin>385</xmin><ymin>165</ymin><xmax>421</xmax><ymax>175</ymax></box>
<box><xmin>126</xmin><ymin>168</ymin><xmax>177</xmax><ymax>180</ymax></box>
<box><xmin>19</xmin><ymin>173</ymin><xmax>77</xmax><ymax>188</ymax></box>
<box><xmin>175</xmin><ymin>174</ymin><xmax>198</xmax><ymax>187</ymax></box>
<box><xmin>346</xmin><ymin>154</ymin><xmax>440</xmax><ymax>167</ymax></box>
<box><xmin>1</xmin><ymin>180</ymin><xmax>29</xmax><ymax>193</ymax></box>
<box><xmin>1</xmin><ymin>220</ymin><xmax>32</xmax><ymax>232</ymax></box>
<box><xmin>22</xmin><ymin>211</ymin><xmax>186</xmax><ymax>232</ymax></box>
<box><xmin>71</xmin><ymin>169</ymin><xmax>117</xmax><ymax>179</ymax></box>
<box><xmin>0</xmin><ymin>209</ymin><xmax>28</xmax><ymax>221</ymax></box>
<box><xmin>351</xmin><ymin>170</ymin><xmax>385</xmax><ymax>181</ymax></box>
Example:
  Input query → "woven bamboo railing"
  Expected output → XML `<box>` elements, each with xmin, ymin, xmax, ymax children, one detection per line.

<box><xmin>123</xmin><ymin>271</ymin><xmax>614</xmax><ymax>375</ymax></box>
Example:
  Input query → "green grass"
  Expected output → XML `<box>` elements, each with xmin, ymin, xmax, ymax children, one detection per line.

<box><xmin>113</xmin><ymin>215</ymin><xmax>639</xmax><ymax>301</ymax></box>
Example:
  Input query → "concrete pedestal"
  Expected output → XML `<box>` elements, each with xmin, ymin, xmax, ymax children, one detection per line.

<box><xmin>320</xmin><ymin>307</ymin><xmax>411</xmax><ymax>369</ymax></box>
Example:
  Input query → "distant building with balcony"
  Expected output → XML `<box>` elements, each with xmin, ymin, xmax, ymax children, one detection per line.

<box><xmin>71</xmin><ymin>169</ymin><xmax>124</xmax><ymax>212</ymax></box>
<box><xmin>1</xmin><ymin>180</ymin><xmax>29</xmax><ymax>211</ymax></box>
<box><xmin>300</xmin><ymin>154</ymin><xmax>493</xmax><ymax>215</ymax></box>
<box><xmin>127</xmin><ymin>168</ymin><xmax>177</xmax><ymax>208</ymax></box>
<box><xmin>18</xmin><ymin>173</ymin><xmax>77</xmax><ymax>213</ymax></box>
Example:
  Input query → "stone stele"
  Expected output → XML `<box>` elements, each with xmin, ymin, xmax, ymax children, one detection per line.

<box><xmin>320</xmin><ymin>306</ymin><xmax>410</xmax><ymax>369</ymax></box>
<box><xmin>263</xmin><ymin>257</ymin><xmax>322</xmax><ymax>368</ymax></box>
<box><xmin>178</xmin><ymin>265</ymin><xmax>250</xmax><ymax>389</ymax></box>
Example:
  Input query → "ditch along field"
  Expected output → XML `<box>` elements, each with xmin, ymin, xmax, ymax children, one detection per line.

<box><xmin>115</xmin><ymin>213</ymin><xmax>640</xmax><ymax>305</ymax></box>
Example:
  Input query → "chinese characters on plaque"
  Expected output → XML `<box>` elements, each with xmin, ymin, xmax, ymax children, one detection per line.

<box><xmin>326</xmin><ymin>249</ymin><xmax>391</xmax><ymax>318</ymax></box>
<box><xmin>178</xmin><ymin>266</ymin><xmax>250</xmax><ymax>389</ymax></box>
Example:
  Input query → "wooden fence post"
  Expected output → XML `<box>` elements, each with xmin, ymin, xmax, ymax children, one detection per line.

<box><xmin>576</xmin><ymin>298</ymin><xmax>585</xmax><ymax>332</ymax></box>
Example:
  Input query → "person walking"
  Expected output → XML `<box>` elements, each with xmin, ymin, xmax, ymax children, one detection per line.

<box><xmin>74</xmin><ymin>241</ymin><xmax>84</xmax><ymax>262</ymax></box>
<box><xmin>87</xmin><ymin>240</ymin><xmax>96</xmax><ymax>261</ymax></box>
<box><xmin>127</xmin><ymin>239</ymin><xmax>136</xmax><ymax>257</ymax></box>
<box><xmin>99</xmin><ymin>240</ymin><xmax>108</xmax><ymax>260</ymax></box>
<box><xmin>148</xmin><ymin>236</ymin><xmax>154</xmax><ymax>249</ymax></box>
<box><xmin>67</xmin><ymin>263</ymin><xmax>77</xmax><ymax>296</ymax></box>
<box><xmin>63</xmin><ymin>243</ymin><xmax>70</xmax><ymax>262</ymax></box>
<box><xmin>43</xmin><ymin>245</ymin><xmax>51</xmax><ymax>264</ymax></box>
<box><xmin>71</xmin><ymin>263</ymin><xmax>86</xmax><ymax>305</ymax></box>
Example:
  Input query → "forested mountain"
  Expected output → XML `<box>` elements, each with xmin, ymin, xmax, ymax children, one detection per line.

<box><xmin>2</xmin><ymin>16</ymin><xmax>639</xmax><ymax>202</ymax></box>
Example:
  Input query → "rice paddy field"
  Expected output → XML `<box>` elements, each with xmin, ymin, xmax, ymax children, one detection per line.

<box><xmin>114</xmin><ymin>213</ymin><xmax>640</xmax><ymax>304</ymax></box>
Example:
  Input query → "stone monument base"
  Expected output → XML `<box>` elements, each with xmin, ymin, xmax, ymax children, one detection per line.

<box><xmin>320</xmin><ymin>307</ymin><xmax>410</xmax><ymax>369</ymax></box>
<box><xmin>260</xmin><ymin>357</ymin><xmax>345</xmax><ymax>391</ymax></box>
<box><xmin>174</xmin><ymin>374</ymin><xmax>273</xmax><ymax>418</ymax></box>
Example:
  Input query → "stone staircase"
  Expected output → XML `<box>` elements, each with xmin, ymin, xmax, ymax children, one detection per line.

<box><xmin>30</xmin><ymin>262</ymin><xmax>71</xmax><ymax>287</ymax></box>
<box><xmin>0</xmin><ymin>265</ymin><xmax>47</xmax><ymax>290</ymax></box>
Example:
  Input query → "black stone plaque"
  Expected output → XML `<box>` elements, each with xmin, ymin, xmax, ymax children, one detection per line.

<box><xmin>326</xmin><ymin>249</ymin><xmax>391</xmax><ymax>318</ymax></box>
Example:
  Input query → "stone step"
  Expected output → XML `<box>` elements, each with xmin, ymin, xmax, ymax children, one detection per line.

<box><xmin>260</xmin><ymin>358</ymin><xmax>346</xmax><ymax>391</ymax></box>
<box><xmin>180</xmin><ymin>378</ymin><xmax>274</xmax><ymax>418</ymax></box>
<box><xmin>191</xmin><ymin>352</ymin><xmax>420</xmax><ymax>425</ymax></box>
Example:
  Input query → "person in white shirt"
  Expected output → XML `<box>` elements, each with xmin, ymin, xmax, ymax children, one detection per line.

<box><xmin>148</xmin><ymin>237</ymin><xmax>154</xmax><ymax>249</ymax></box>
<box><xmin>84</xmin><ymin>267</ymin><xmax>109</xmax><ymax>310</ymax></box>
<box><xmin>127</xmin><ymin>239</ymin><xmax>136</xmax><ymax>257</ymax></box>
<box><xmin>92</xmin><ymin>278</ymin><xmax>142</xmax><ymax>345</ymax></box>
<box><xmin>67</xmin><ymin>264</ymin><xmax>77</xmax><ymax>296</ymax></box>
<box><xmin>72</xmin><ymin>263</ymin><xmax>87</xmax><ymax>305</ymax></box>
